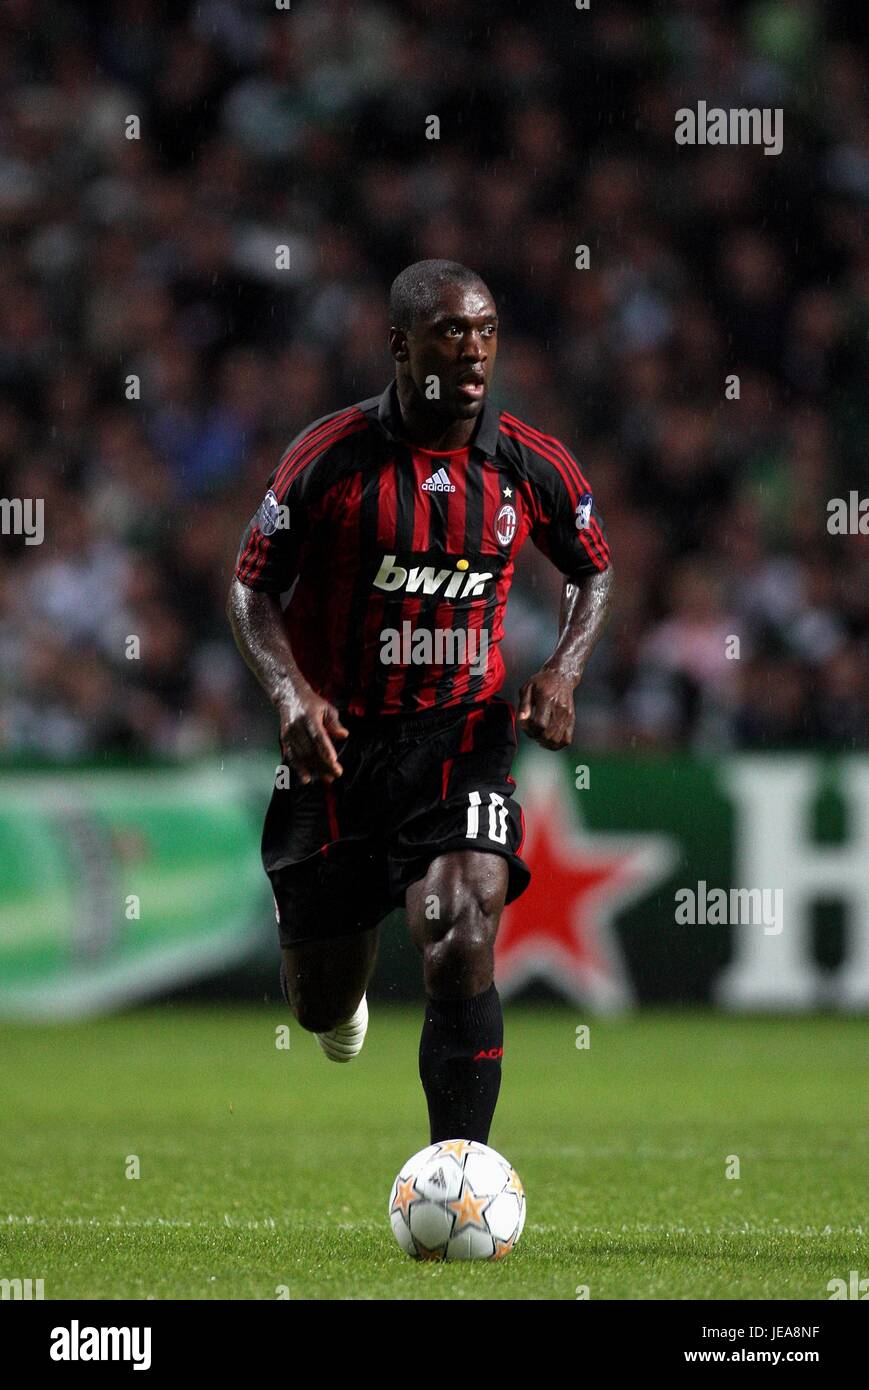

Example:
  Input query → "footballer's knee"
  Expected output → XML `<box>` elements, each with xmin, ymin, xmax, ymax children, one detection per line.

<box><xmin>285</xmin><ymin>978</ymin><xmax>357</xmax><ymax>1034</ymax></box>
<box><xmin>279</xmin><ymin>952</ymin><xmax>361</xmax><ymax>1034</ymax></box>
<box><xmin>292</xmin><ymin>999</ymin><xmax>350</xmax><ymax>1034</ymax></box>
<box><xmin>414</xmin><ymin>853</ymin><xmax>508</xmax><ymax>997</ymax></box>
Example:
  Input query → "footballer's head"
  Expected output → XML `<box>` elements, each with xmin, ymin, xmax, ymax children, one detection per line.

<box><xmin>388</xmin><ymin>260</ymin><xmax>497</xmax><ymax>423</ymax></box>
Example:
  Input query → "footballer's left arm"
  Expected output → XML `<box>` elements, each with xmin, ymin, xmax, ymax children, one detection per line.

<box><xmin>517</xmin><ymin>564</ymin><xmax>614</xmax><ymax>750</ymax></box>
<box><xmin>520</xmin><ymin>435</ymin><xmax>614</xmax><ymax>750</ymax></box>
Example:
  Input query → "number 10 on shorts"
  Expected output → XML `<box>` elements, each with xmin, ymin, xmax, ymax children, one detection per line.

<box><xmin>465</xmin><ymin>790</ymin><xmax>509</xmax><ymax>844</ymax></box>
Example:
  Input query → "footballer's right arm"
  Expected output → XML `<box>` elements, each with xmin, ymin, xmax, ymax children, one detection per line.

<box><xmin>227</xmin><ymin>579</ymin><xmax>347</xmax><ymax>784</ymax></box>
<box><xmin>228</xmin><ymin>446</ymin><xmax>350</xmax><ymax>793</ymax></box>
<box><xmin>229</xmin><ymin>420</ymin><xmax>358</xmax><ymax>782</ymax></box>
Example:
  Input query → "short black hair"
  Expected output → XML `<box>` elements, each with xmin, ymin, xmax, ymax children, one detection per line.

<box><xmin>389</xmin><ymin>259</ymin><xmax>492</xmax><ymax>331</ymax></box>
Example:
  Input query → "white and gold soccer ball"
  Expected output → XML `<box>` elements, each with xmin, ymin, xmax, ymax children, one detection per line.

<box><xmin>389</xmin><ymin>1139</ymin><xmax>526</xmax><ymax>1261</ymax></box>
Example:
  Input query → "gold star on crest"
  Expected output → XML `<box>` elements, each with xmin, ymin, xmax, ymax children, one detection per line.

<box><xmin>503</xmin><ymin>485</ymin><xmax>512</xmax><ymax>497</ymax></box>
<box><xmin>448</xmin><ymin>1181</ymin><xmax>490</xmax><ymax>1235</ymax></box>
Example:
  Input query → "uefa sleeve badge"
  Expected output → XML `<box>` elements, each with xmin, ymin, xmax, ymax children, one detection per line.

<box><xmin>257</xmin><ymin>488</ymin><xmax>281</xmax><ymax>536</ymax></box>
<box><xmin>575</xmin><ymin>493</ymin><xmax>593</xmax><ymax>530</ymax></box>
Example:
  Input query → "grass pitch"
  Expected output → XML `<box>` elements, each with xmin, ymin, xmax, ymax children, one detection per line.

<box><xmin>0</xmin><ymin>1006</ymin><xmax>866</xmax><ymax>1300</ymax></box>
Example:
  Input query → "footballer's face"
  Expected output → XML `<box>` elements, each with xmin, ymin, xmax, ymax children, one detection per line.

<box><xmin>391</xmin><ymin>282</ymin><xmax>498</xmax><ymax>422</ymax></box>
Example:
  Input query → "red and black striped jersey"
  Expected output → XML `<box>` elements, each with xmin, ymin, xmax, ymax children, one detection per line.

<box><xmin>234</xmin><ymin>381</ymin><xmax>611</xmax><ymax>717</ymax></box>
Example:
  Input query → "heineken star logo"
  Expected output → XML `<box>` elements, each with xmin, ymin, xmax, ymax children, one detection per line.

<box><xmin>496</xmin><ymin>756</ymin><xmax>677</xmax><ymax>1009</ymax></box>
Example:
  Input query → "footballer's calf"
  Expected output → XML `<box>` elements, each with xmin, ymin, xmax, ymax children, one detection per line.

<box><xmin>406</xmin><ymin>849</ymin><xmax>509</xmax><ymax>998</ymax></box>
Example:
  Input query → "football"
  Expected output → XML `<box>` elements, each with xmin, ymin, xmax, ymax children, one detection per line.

<box><xmin>389</xmin><ymin>1139</ymin><xmax>526</xmax><ymax>1261</ymax></box>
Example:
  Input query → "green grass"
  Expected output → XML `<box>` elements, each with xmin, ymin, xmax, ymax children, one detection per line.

<box><xmin>0</xmin><ymin>1007</ymin><xmax>866</xmax><ymax>1299</ymax></box>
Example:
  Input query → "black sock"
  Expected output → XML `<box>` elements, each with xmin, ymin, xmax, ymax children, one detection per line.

<box><xmin>419</xmin><ymin>984</ymin><xmax>504</xmax><ymax>1144</ymax></box>
<box><xmin>279</xmin><ymin>961</ymin><xmax>290</xmax><ymax>1007</ymax></box>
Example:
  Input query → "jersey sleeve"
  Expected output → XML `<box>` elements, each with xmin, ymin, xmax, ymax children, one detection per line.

<box><xmin>234</xmin><ymin>406</ymin><xmax>364</xmax><ymax>594</ymax></box>
<box><xmin>234</xmin><ymin>462</ymin><xmax>307</xmax><ymax>594</ymax></box>
<box><xmin>528</xmin><ymin>437</ymin><xmax>611</xmax><ymax>579</ymax></box>
<box><xmin>233</xmin><ymin>417</ymin><xmax>333</xmax><ymax>595</ymax></box>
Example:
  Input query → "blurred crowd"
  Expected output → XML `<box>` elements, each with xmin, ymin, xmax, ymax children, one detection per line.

<box><xmin>0</xmin><ymin>0</ymin><xmax>866</xmax><ymax>759</ymax></box>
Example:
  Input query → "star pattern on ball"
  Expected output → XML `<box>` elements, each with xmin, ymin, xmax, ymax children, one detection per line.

<box><xmin>390</xmin><ymin>1175</ymin><xmax>419</xmax><ymax>1223</ymax></box>
<box><xmin>447</xmin><ymin>1179</ymin><xmax>491</xmax><ymax>1235</ymax></box>
<box><xmin>413</xmin><ymin>1240</ymin><xmax>445</xmax><ymax>1262</ymax></box>
<box><xmin>492</xmin><ymin>1233</ymin><xmax>517</xmax><ymax>1261</ymax></box>
<box><xmin>505</xmin><ymin>1169</ymin><xmax>524</xmax><ymax>1198</ymax></box>
<box><xmin>436</xmin><ymin>1139</ymin><xmax>470</xmax><ymax>1161</ymax></box>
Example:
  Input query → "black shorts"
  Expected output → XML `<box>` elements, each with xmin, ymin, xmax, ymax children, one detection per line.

<box><xmin>261</xmin><ymin>694</ymin><xmax>531</xmax><ymax>949</ymax></box>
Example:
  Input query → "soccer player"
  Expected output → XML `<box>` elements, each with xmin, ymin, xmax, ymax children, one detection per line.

<box><xmin>228</xmin><ymin>260</ymin><xmax>613</xmax><ymax>1145</ymax></box>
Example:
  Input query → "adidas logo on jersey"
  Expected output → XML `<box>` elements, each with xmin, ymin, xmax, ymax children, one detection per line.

<box><xmin>421</xmin><ymin>467</ymin><xmax>455</xmax><ymax>493</ymax></box>
<box><xmin>373</xmin><ymin>554</ymin><xmax>494</xmax><ymax>599</ymax></box>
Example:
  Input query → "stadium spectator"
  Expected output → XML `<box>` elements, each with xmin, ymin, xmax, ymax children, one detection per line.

<box><xmin>0</xmin><ymin>0</ymin><xmax>865</xmax><ymax>758</ymax></box>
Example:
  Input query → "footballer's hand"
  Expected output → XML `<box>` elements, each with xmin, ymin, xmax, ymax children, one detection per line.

<box><xmin>276</xmin><ymin>685</ymin><xmax>349</xmax><ymax>785</ymax></box>
<box><xmin>517</xmin><ymin>669</ymin><xmax>576</xmax><ymax>751</ymax></box>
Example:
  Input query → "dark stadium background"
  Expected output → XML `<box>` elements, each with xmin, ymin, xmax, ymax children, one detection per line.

<box><xmin>1</xmin><ymin>0</ymin><xmax>866</xmax><ymax>760</ymax></box>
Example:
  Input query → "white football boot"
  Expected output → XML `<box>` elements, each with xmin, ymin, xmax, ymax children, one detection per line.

<box><xmin>314</xmin><ymin>993</ymin><xmax>368</xmax><ymax>1063</ymax></box>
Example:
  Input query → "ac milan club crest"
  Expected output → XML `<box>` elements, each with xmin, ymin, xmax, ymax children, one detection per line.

<box><xmin>495</xmin><ymin>503</ymin><xmax>517</xmax><ymax>547</ymax></box>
